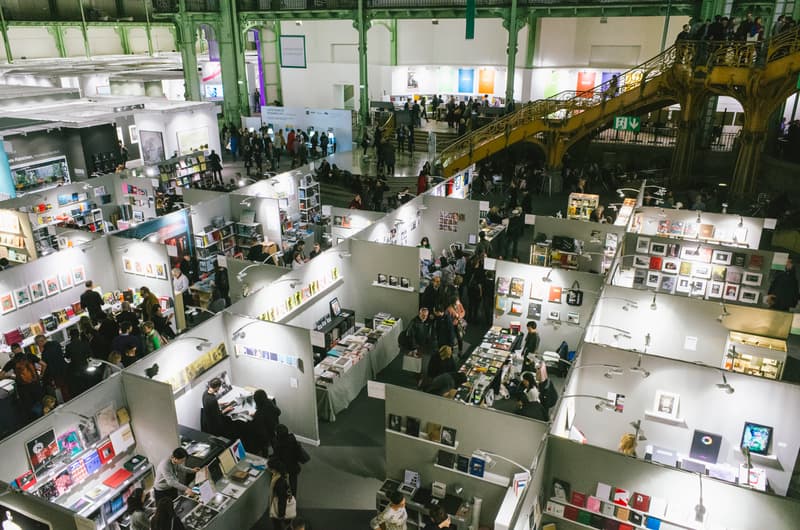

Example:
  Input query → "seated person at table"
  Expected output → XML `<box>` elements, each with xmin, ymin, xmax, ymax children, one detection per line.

<box><xmin>424</xmin><ymin>506</ymin><xmax>452</xmax><ymax>530</ymax></box>
<box><xmin>513</xmin><ymin>364</ymin><xmax>558</xmax><ymax>422</ymax></box>
<box><xmin>423</xmin><ymin>371</ymin><xmax>467</xmax><ymax>398</ymax></box>
<box><xmin>201</xmin><ymin>378</ymin><xmax>234</xmax><ymax>436</ymax></box>
<box><xmin>153</xmin><ymin>447</ymin><xmax>199</xmax><ymax>502</ymax></box>
<box><xmin>427</xmin><ymin>345</ymin><xmax>456</xmax><ymax>381</ymax></box>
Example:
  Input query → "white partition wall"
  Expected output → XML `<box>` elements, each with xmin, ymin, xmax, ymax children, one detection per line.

<box><xmin>630</xmin><ymin>207</ymin><xmax>766</xmax><ymax>250</ymax></box>
<box><xmin>329</xmin><ymin>206</ymin><xmax>384</xmax><ymax>244</ymax></box>
<box><xmin>356</xmin><ymin>196</ymin><xmax>426</xmax><ymax>246</ymax></box>
<box><xmin>185</xmin><ymin>189</ymin><xmax>232</xmax><ymax>233</ymax></box>
<box><xmin>229</xmin><ymin>192</ymin><xmax>282</xmax><ymax>247</ymax></box>
<box><xmin>107</xmin><ymin>235</ymin><xmax>175</xmax><ymax>303</ymax></box>
<box><xmin>560</xmin><ymin>344</ymin><xmax>800</xmax><ymax>496</ymax></box>
<box><xmin>224</xmin><ymin>313</ymin><xmax>319</xmax><ymax>444</ymax></box>
<box><xmin>534</xmin><ymin>216</ymin><xmax>626</xmax><ymax>273</ymax></box>
<box><xmin>227</xmin><ymin>257</ymin><xmax>287</xmax><ymax>304</ymax></box>
<box><xmin>588</xmin><ymin>285</ymin><xmax>792</xmax><ymax>365</ymax></box>
<box><xmin>493</xmin><ymin>261</ymin><xmax>604</xmax><ymax>353</ymax></box>
<box><xmin>422</xmin><ymin>195</ymin><xmax>482</xmax><ymax>253</ymax></box>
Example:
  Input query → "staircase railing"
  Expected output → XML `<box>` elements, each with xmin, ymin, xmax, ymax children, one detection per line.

<box><xmin>438</xmin><ymin>42</ymin><xmax>691</xmax><ymax>171</ymax></box>
<box><xmin>766</xmin><ymin>24</ymin><xmax>800</xmax><ymax>63</ymax></box>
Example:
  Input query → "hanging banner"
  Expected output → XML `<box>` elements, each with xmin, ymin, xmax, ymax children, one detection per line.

<box><xmin>458</xmin><ymin>68</ymin><xmax>475</xmax><ymax>94</ymax></box>
<box><xmin>478</xmin><ymin>68</ymin><xmax>496</xmax><ymax>94</ymax></box>
<box><xmin>279</xmin><ymin>35</ymin><xmax>307</xmax><ymax>68</ymax></box>
<box><xmin>576</xmin><ymin>71</ymin><xmax>596</xmax><ymax>98</ymax></box>
<box><xmin>466</xmin><ymin>0</ymin><xmax>476</xmax><ymax>39</ymax></box>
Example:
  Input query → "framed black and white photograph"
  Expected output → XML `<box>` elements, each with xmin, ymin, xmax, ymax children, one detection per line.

<box><xmin>646</xmin><ymin>271</ymin><xmax>661</xmax><ymax>288</ymax></box>
<box><xmin>691</xmin><ymin>278</ymin><xmax>708</xmax><ymax>297</ymax></box>
<box><xmin>633</xmin><ymin>255</ymin><xmax>650</xmax><ymax>269</ymax></box>
<box><xmin>707</xmin><ymin>281</ymin><xmax>724</xmax><ymax>299</ymax></box>
<box><xmin>742</xmin><ymin>272</ymin><xmax>763</xmax><ymax>287</ymax></box>
<box><xmin>440</xmin><ymin>426</ymin><xmax>457</xmax><ymax>447</ymax></box>
<box><xmin>377</xmin><ymin>273</ymin><xmax>387</xmax><ymax>284</ymax></box>
<box><xmin>548</xmin><ymin>310</ymin><xmax>560</xmax><ymax>321</ymax></box>
<box><xmin>400</xmin><ymin>277</ymin><xmax>410</xmax><ymax>289</ymax></box>
<box><xmin>653</xmin><ymin>390</ymin><xmax>680</xmax><ymax>419</ymax></box>
<box><xmin>636</xmin><ymin>237</ymin><xmax>651</xmax><ymax>253</ymax></box>
<box><xmin>739</xmin><ymin>288</ymin><xmax>760</xmax><ymax>304</ymax></box>
<box><xmin>389</xmin><ymin>275</ymin><xmax>398</xmax><ymax>287</ymax></box>
<box><xmin>711</xmin><ymin>250</ymin><xmax>733</xmax><ymax>266</ymax></box>
<box><xmin>649</xmin><ymin>242</ymin><xmax>667</xmax><ymax>256</ymax></box>
<box><xmin>666</xmin><ymin>243</ymin><xmax>681</xmax><ymax>258</ymax></box>
<box><xmin>676</xmin><ymin>277</ymin><xmax>692</xmax><ymax>294</ymax></box>
<box><xmin>567</xmin><ymin>312</ymin><xmax>580</xmax><ymax>325</ymax></box>
<box><xmin>388</xmin><ymin>414</ymin><xmax>402</xmax><ymax>432</ymax></box>
<box><xmin>692</xmin><ymin>263</ymin><xmax>712</xmax><ymax>280</ymax></box>
<box><xmin>660</xmin><ymin>275</ymin><xmax>676</xmax><ymax>293</ymax></box>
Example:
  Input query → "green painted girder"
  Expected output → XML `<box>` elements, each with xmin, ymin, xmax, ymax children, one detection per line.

<box><xmin>6</xmin><ymin>20</ymin><xmax>173</xmax><ymax>28</ymax></box>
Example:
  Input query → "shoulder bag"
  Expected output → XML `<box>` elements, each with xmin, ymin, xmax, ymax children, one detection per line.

<box><xmin>565</xmin><ymin>281</ymin><xmax>583</xmax><ymax>306</ymax></box>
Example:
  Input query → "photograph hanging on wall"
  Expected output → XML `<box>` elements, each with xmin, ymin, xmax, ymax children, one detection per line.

<box><xmin>739</xmin><ymin>288</ymin><xmax>760</xmax><ymax>304</ymax></box>
<box><xmin>123</xmin><ymin>258</ymin><xmax>133</xmax><ymax>273</ymax></box>
<box><xmin>661</xmin><ymin>258</ymin><xmax>679</xmax><ymax>274</ymax></box>
<box><xmin>691</xmin><ymin>279</ymin><xmax>708</xmax><ymax>296</ymax></box>
<box><xmin>58</xmin><ymin>272</ymin><xmax>73</xmax><ymax>291</ymax></box>
<box><xmin>145</xmin><ymin>263</ymin><xmax>156</xmax><ymax>278</ymax></box>
<box><xmin>567</xmin><ymin>312</ymin><xmax>580</xmax><ymax>325</ymax></box>
<box><xmin>548</xmin><ymin>310</ymin><xmax>560</xmax><ymax>321</ymax></box>
<box><xmin>496</xmin><ymin>277</ymin><xmax>510</xmax><ymax>295</ymax></box>
<box><xmin>659</xmin><ymin>275</ymin><xmax>676</xmax><ymax>293</ymax></box>
<box><xmin>633</xmin><ymin>255</ymin><xmax>649</xmax><ymax>269</ymax></box>
<box><xmin>388</xmin><ymin>414</ymin><xmax>402</xmax><ymax>432</ymax></box>
<box><xmin>649</xmin><ymin>242</ymin><xmax>667</xmax><ymax>256</ymax></box>
<box><xmin>707</xmin><ymin>281</ymin><xmax>724</xmax><ymax>299</ymax></box>
<box><xmin>711</xmin><ymin>250</ymin><xmax>733</xmax><ymax>265</ymax></box>
<box><xmin>635</xmin><ymin>237</ymin><xmax>650</xmax><ymax>253</ymax></box>
<box><xmin>692</xmin><ymin>264</ymin><xmax>712</xmax><ymax>280</ymax></box>
<box><xmin>676</xmin><ymin>277</ymin><xmax>691</xmax><ymax>294</ymax></box>
<box><xmin>139</xmin><ymin>130</ymin><xmax>166</xmax><ymax>165</ymax></box>
<box><xmin>742</xmin><ymin>272</ymin><xmax>763</xmax><ymax>287</ymax></box>
<box><xmin>649</xmin><ymin>256</ymin><xmax>663</xmax><ymax>271</ymax></box>
<box><xmin>633</xmin><ymin>269</ymin><xmax>647</xmax><ymax>289</ymax></box>
<box><xmin>0</xmin><ymin>293</ymin><xmax>15</xmax><ymax>315</ymax></box>
<box><xmin>377</xmin><ymin>273</ymin><xmax>387</xmax><ymax>285</ymax></box>
<box><xmin>723</xmin><ymin>283</ymin><xmax>740</xmax><ymax>301</ymax></box>
<box><xmin>711</xmin><ymin>266</ymin><xmax>727</xmax><ymax>282</ymax></box>
<box><xmin>13</xmin><ymin>286</ymin><xmax>31</xmax><ymax>308</ymax></box>
<box><xmin>155</xmin><ymin>263</ymin><xmax>168</xmax><ymax>280</ymax></box>
<box><xmin>527</xmin><ymin>302</ymin><xmax>542</xmax><ymax>320</ymax></box>
<box><xmin>653</xmin><ymin>390</ymin><xmax>680</xmax><ymax>418</ymax></box>
<box><xmin>646</xmin><ymin>271</ymin><xmax>661</xmax><ymax>288</ymax></box>
<box><xmin>72</xmin><ymin>266</ymin><xmax>86</xmax><ymax>285</ymax></box>
<box><xmin>725</xmin><ymin>269</ymin><xmax>743</xmax><ymax>284</ymax></box>
<box><xmin>45</xmin><ymin>277</ymin><xmax>60</xmax><ymax>297</ymax></box>
<box><xmin>509</xmin><ymin>278</ymin><xmax>525</xmax><ymax>298</ymax></box>
<box><xmin>30</xmin><ymin>281</ymin><xmax>45</xmax><ymax>302</ymax></box>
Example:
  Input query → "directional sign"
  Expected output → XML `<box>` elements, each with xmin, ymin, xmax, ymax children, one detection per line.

<box><xmin>613</xmin><ymin>116</ymin><xmax>641</xmax><ymax>133</ymax></box>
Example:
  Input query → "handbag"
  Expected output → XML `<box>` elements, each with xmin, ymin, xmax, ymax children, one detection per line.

<box><xmin>565</xmin><ymin>281</ymin><xmax>583</xmax><ymax>306</ymax></box>
<box><xmin>270</xmin><ymin>476</ymin><xmax>297</xmax><ymax>519</ymax></box>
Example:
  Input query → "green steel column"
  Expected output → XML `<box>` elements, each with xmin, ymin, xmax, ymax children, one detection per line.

<box><xmin>524</xmin><ymin>14</ymin><xmax>537</xmax><ymax>69</ymax></box>
<box><xmin>217</xmin><ymin>1</ymin><xmax>250</xmax><ymax>122</ymax></box>
<box><xmin>660</xmin><ymin>0</ymin><xmax>673</xmax><ymax>52</ymax></box>
<box><xmin>0</xmin><ymin>7</ymin><xmax>12</xmax><ymax>64</ymax></box>
<box><xmin>115</xmin><ymin>0</ymin><xmax>126</xmax><ymax>18</ymax></box>
<box><xmin>47</xmin><ymin>26</ymin><xmax>68</xmax><ymax>59</ymax></box>
<box><xmin>117</xmin><ymin>26</ymin><xmax>132</xmax><ymax>55</ymax></box>
<box><xmin>389</xmin><ymin>19</ymin><xmax>397</xmax><ymax>67</ymax></box>
<box><xmin>144</xmin><ymin>0</ymin><xmax>154</xmax><ymax>56</ymax></box>
<box><xmin>77</xmin><ymin>0</ymin><xmax>91</xmax><ymax>59</ymax></box>
<box><xmin>699</xmin><ymin>0</ymin><xmax>716</xmax><ymax>22</ymax></box>
<box><xmin>356</xmin><ymin>0</ymin><xmax>370</xmax><ymax>138</ymax></box>
<box><xmin>273</xmin><ymin>22</ymin><xmax>283</xmax><ymax>104</ymax></box>
<box><xmin>504</xmin><ymin>0</ymin><xmax>520</xmax><ymax>105</ymax></box>
<box><xmin>178</xmin><ymin>22</ymin><xmax>201</xmax><ymax>101</ymax></box>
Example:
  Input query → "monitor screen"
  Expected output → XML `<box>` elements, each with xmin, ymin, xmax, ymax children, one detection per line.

<box><xmin>468</xmin><ymin>233</ymin><xmax>478</xmax><ymax>245</ymax></box>
<box><xmin>403</xmin><ymin>469</ymin><xmax>420</xmax><ymax>487</ymax></box>
<box><xmin>689</xmin><ymin>430</ymin><xmax>723</xmax><ymax>464</ymax></box>
<box><xmin>207</xmin><ymin>459</ymin><xmax>223</xmax><ymax>483</ymax></box>
<box><xmin>741</xmin><ymin>422</ymin><xmax>773</xmax><ymax>455</ymax></box>
<box><xmin>330</xmin><ymin>297</ymin><xmax>341</xmax><ymax>318</ymax></box>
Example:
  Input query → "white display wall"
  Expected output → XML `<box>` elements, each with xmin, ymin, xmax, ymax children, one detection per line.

<box><xmin>133</xmin><ymin>103</ymin><xmax>221</xmax><ymax>162</ymax></box>
<box><xmin>561</xmin><ymin>343</ymin><xmax>800</xmax><ymax>496</ymax></box>
<box><xmin>260</xmin><ymin>106</ymin><xmax>354</xmax><ymax>152</ymax></box>
<box><xmin>328</xmin><ymin>206</ymin><xmax>384</xmax><ymax>244</ymax></box>
<box><xmin>356</xmin><ymin>195</ymin><xmax>426</xmax><ymax>247</ymax></box>
<box><xmin>421</xmin><ymin>195</ymin><xmax>482</xmax><ymax>254</ymax></box>
<box><xmin>107</xmin><ymin>235</ymin><xmax>175</xmax><ymax>305</ymax></box>
<box><xmin>630</xmin><ymin>207</ymin><xmax>767</xmax><ymax>250</ymax></box>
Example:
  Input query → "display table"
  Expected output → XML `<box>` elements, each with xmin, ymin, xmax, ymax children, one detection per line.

<box><xmin>376</xmin><ymin>479</ymin><xmax>472</xmax><ymax>528</ymax></box>
<box><xmin>453</xmin><ymin>326</ymin><xmax>521</xmax><ymax>406</ymax></box>
<box><xmin>179</xmin><ymin>424</ymin><xmax>232</xmax><ymax>468</ymax></box>
<box><xmin>315</xmin><ymin>319</ymin><xmax>402</xmax><ymax>422</ymax></box>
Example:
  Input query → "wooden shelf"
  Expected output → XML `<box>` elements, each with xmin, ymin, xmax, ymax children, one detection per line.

<box><xmin>372</xmin><ymin>281</ymin><xmax>415</xmax><ymax>293</ymax></box>
<box><xmin>433</xmin><ymin>463</ymin><xmax>509</xmax><ymax>487</ymax></box>
<box><xmin>385</xmin><ymin>429</ymin><xmax>459</xmax><ymax>450</ymax></box>
<box><xmin>644</xmin><ymin>410</ymin><xmax>688</xmax><ymax>427</ymax></box>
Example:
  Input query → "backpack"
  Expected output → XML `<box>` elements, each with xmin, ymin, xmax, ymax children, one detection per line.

<box><xmin>14</xmin><ymin>356</ymin><xmax>38</xmax><ymax>385</ymax></box>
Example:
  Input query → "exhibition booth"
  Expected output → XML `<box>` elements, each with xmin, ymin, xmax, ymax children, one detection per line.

<box><xmin>531</xmin><ymin>215</ymin><xmax>626</xmax><ymax>274</ymax></box>
<box><xmin>259</xmin><ymin>106</ymin><xmax>353</xmax><ymax>154</ymax></box>
<box><xmin>327</xmin><ymin>205</ymin><xmax>384</xmax><ymax>246</ymax></box>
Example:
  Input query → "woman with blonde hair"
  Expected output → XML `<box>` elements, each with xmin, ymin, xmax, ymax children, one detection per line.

<box><xmin>618</xmin><ymin>433</ymin><xmax>637</xmax><ymax>457</ymax></box>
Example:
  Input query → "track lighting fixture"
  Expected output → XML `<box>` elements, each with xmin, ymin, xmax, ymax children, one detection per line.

<box><xmin>650</xmin><ymin>292</ymin><xmax>657</xmax><ymax>310</ymax></box>
<box><xmin>630</xmin><ymin>354</ymin><xmax>650</xmax><ymax>378</ymax></box>
<box><xmin>542</xmin><ymin>269</ymin><xmax>553</xmax><ymax>282</ymax></box>
<box><xmin>716</xmin><ymin>372</ymin><xmax>735</xmax><ymax>394</ymax></box>
<box><xmin>717</xmin><ymin>302</ymin><xmax>730</xmax><ymax>322</ymax></box>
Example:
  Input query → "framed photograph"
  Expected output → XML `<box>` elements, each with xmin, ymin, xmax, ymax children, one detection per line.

<box><xmin>680</xmin><ymin>245</ymin><xmax>701</xmax><ymax>262</ymax></box>
<box><xmin>635</xmin><ymin>237</ymin><xmax>651</xmax><ymax>253</ymax></box>
<box><xmin>711</xmin><ymin>250</ymin><xmax>733</xmax><ymax>265</ymax></box>
<box><xmin>725</xmin><ymin>269</ymin><xmax>743</xmax><ymax>284</ymax></box>
<box><xmin>388</xmin><ymin>414</ymin><xmax>402</xmax><ymax>432</ymax></box>
<box><xmin>128</xmin><ymin>124</ymin><xmax>139</xmax><ymax>144</ymax></box>
<box><xmin>633</xmin><ymin>269</ymin><xmax>647</xmax><ymax>289</ymax></box>
<box><xmin>732</xmin><ymin>253</ymin><xmax>747</xmax><ymax>268</ymax></box>
<box><xmin>707</xmin><ymin>281</ymin><xmax>724</xmax><ymax>299</ymax></box>
<box><xmin>723</xmin><ymin>283</ymin><xmax>740</xmax><ymax>301</ymax></box>
<box><xmin>388</xmin><ymin>275</ymin><xmax>399</xmax><ymax>287</ymax></box>
<box><xmin>742</xmin><ymin>272</ymin><xmax>763</xmax><ymax>287</ymax></box>
<box><xmin>660</xmin><ymin>275</ymin><xmax>676</xmax><ymax>293</ymax></box>
<box><xmin>45</xmin><ymin>277</ymin><xmax>60</xmax><ymax>297</ymax></box>
<box><xmin>679</xmin><ymin>261</ymin><xmax>693</xmax><ymax>276</ymax></box>
<box><xmin>123</xmin><ymin>257</ymin><xmax>133</xmax><ymax>274</ymax></box>
<box><xmin>134</xmin><ymin>261</ymin><xmax>144</xmax><ymax>275</ymax></box>
<box><xmin>377</xmin><ymin>273</ymin><xmax>387</xmax><ymax>285</ymax></box>
<box><xmin>646</xmin><ymin>271</ymin><xmax>661</xmax><ymax>288</ymax></box>
<box><xmin>690</xmin><ymin>279</ymin><xmax>708</xmax><ymax>297</ymax></box>
<box><xmin>748</xmin><ymin>254</ymin><xmax>764</xmax><ymax>270</ymax></box>
<box><xmin>155</xmin><ymin>263</ymin><xmax>168</xmax><ymax>280</ymax></box>
<box><xmin>25</xmin><ymin>429</ymin><xmax>60</xmax><ymax>477</ymax></box>
<box><xmin>400</xmin><ymin>277</ymin><xmax>410</xmax><ymax>289</ymax></box>
<box><xmin>711</xmin><ymin>266</ymin><xmax>727</xmax><ymax>282</ymax></box>
<box><xmin>72</xmin><ymin>266</ymin><xmax>86</xmax><ymax>285</ymax></box>
<box><xmin>440</xmin><ymin>426</ymin><xmax>457</xmax><ymax>447</ymax></box>
<box><xmin>567</xmin><ymin>312</ymin><xmax>580</xmax><ymax>325</ymax></box>
<box><xmin>648</xmin><ymin>256</ymin><xmax>663</xmax><ymax>271</ymax></box>
<box><xmin>676</xmin><ymin>276</ymin><xmax>692</xmax><ymax>294</ymax></box>
<box><xmin>548</xmin><ymin>310</ymin><xmax>560</xmax><ymax>321</ymax></box>
<box><xmin>633</xmin><ymin>255</ymin><xmax>650</xmax><ymax>269</ymax></box>
<box><xmin>0</xmin><ymin>293</ymin><xmax>15</xmax><ymax>314</ymax></box>
<box><xmin>58</xmin><ymin>272</ymin><xmax>73</xmax><ymax>290</ymax></box>
<box><xmin>14</xmin><ymin>286</ymin><xmax>31</xmax><ymax>308</ymax></box>
<box><xmin>666</xmin><ymin>243</ymin><xmax>681</xmax><ymax>258</ymax></box>
<box><xmin>692</xmin><ymin>264</ymin><xmax>712</xmax><ymax>280</ymax></box>
<box><xmin>649</xmin><ymin>242</ymin><xmax>667</xmax><ymax>256</ymax></box>
<box><xmin>144</xmin><ymin>263</ymin><xmax>156</xmax><ymax>278</ymax></box>
<box><xmin>653</xmin><ymin>390</ymin><xmax>680</xmax><ymax>418</ymax></box>
<box><xmin>30</xmin><ymin>281</ymin><xmax>45</xmax><ymax>302</ymax></box>
<box><xmin>661</xmin><ymin>258</ymin><xmax>679</xmax><ymax>274</ymax></box>
<box><xmin>739</xmin><ymin>288</ymin><xmax>760</xmax><ymax>305</ymax></box>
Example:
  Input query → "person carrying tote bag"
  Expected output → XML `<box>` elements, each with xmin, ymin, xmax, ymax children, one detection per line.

<box><xmin>269</xmin><ymin>457</ymin><xmax>297</xmax><ymax>529</ymax></box>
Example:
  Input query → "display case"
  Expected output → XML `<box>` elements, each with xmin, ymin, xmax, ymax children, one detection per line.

<box><xmin>566</xmin><ymin>193</ymin><xmax>599</xmax><ymax>221</ymax></box>
<box><xmin>194</xmin><ymin>221</ymin><xmax>235</xmax><ymax>273</ymax></box>
<box><xmin>154</xmin><ymin>153</ymin><xmax>209</xmax><ymax>194</ymax></box>
<box><xmin>723</xmin><ymin>331</ymin><xmax>787</xmax><ymax>380</ymax></box>
<box><xmin>234</xmin><ymin>222</ymin><xmax>263</xmax><ymax>254</ymax></box>
<box><xmin>311</xmin><ymin>309</ymin><xmax>355</xmax><ymax>364</ymax></box>
<box><xmin>0</xmin><ymin>210</ymin><xmax>34</xmax><ymax>264</ymax></box>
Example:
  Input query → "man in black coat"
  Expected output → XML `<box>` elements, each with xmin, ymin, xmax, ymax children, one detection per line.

<box><xmin>768</xmin><ymin>256</ymin><xmax>800</xmax><ymax>310</ymax></box>
<box><xmin>80</xmin><ymin>281</ymin><xmax>105</xmax><ymax>322</ymax></box>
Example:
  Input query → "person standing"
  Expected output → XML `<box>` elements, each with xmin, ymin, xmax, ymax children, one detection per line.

<box><xmin>268</xmin><ymin>458</ymin><xmax>295</xmax><ymax>530</ymax></box>
<box><xmin>80</xmin><ymin>281</ymin><xmax>105</xmax><ymax>322</ymax></box>
<box><xmin>117</xmin><ymin>141</ymin><xmax>129</xmax><ymax>169</ymax></box>
<box><xmin>141</xmin><ymin>322</ymin><xmax>164</xmax><ymax>354</ymax></box>
<box><xmin>767</xmin><ymin>256</ymin><xmax>800</xmax><ymax>310</ymax></box>
<box><xmin>370</xmin><ymin>491</ymin><xmax>408</xmax><ymax>530</ymax></box>
<box><xmin>273</xmin><ymin>424</ymin><xmax>309</xmax><ymax>497</ymax></box>
<box><xmin>180</xmin><ymin>252</ymin><xmax>200</xmax><ymax>284</ymax></box>
<box><xmin>172</xmin><ymin>268</ymin><xmax>191</xmax><ymax>311</ymax></box>
<box><xmin>138</xmin><ymin>286</ymin><xmax>160</xmax><ymax>323</ymax></box>
<box><xmin>153</xmin><ymin>447</ymin><xmax>198</xmax><ymax>502</ymax></box>
<box><xmin>212</xmin><ymin>262</ymin><xmax>231</xmax><ymax>307</ymax></box>
<box><xmin>36</xmin><ymin>334</ymin><xmax>71</xmax><ymax>402</ymax></box>
<box><xmin>150</xmin><ymin>497</ymin><xmax>186</xmax><ymax>530</ymax></box>
<box><xmin>65</xmin><ymin>328</ymin><xmax>90</xmax><ymax>395</ymax></box>
<box><xmin>201</xmin><ymin>378</ymin><xmax>234</xmax><ymax>437</ymax></box>
<box><xmin>0</xmin><ymin>343</ymin><xmax>46</xmax><ymax>423</ymax></box>
<box><xmin>208</xmin><ymin>150</ymin><xmax>223</xmax><ymax>184</ymax></box>
<box><xmin>126</xmin><ymin>488</ymin><xmax>150</xmax><ymax>530</ymax></box>
<box><xmin>245</xmin><ymin>389</ymin><xmax>281</xmax><ymax>456</ymax></box>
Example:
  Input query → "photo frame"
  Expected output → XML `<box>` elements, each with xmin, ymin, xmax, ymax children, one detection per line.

<box><xmin>742</xmin><ymin>272</ymin><xmax>763</xmax><ymax>287</ymax></box>
<box><xmin>400</xmin><ymin>277</ymin><xmax>410</xmax><ymax>289</ymax></box>
<box><xmin>690</xmin><ymin>278</ymin><xmax>708</xmax><ymax>297</ymax></box>
<box><xmin>725</xmin><ymin>269</ymin><xmax>743</xmax><ymax>284</ymax></box>
<box><xmin>567</xmin><ymin>312</ymin><xmax>580</xmax><ymax>325</ymax></box>
<box><xmin>45</xmin><ymin>277</ymin><xmax>60</xmax><ymax>297</ymax></box>
<box><xmin>0</xmin><ymin>293</ymin><xmax>15</xmax><ymax>315</ymax></box>
<box><xmin>711</xmin><ymin>266</ymin><xmax>727</xmax><ymax>282</ymax></box>
<box><xmin>661</xmin><ymin>258</ymin><xmax>679</xmax><ymax>274</ymax></box>
<box><xmin>723</xmin><ymin>283</ymin><xmax>740</xmax><ymax>301</ymax></box>
<box><xmin>128</xmin><ymin>124</ymin><xmax>138</xmax><ymax>144</ymax></box>
<box><xmin>123</xmin><ymin>258</ymin><xmax>133</xmax><ymax>274</ymax></box>
<box><xmin>739</xmin><ymin>288</ymin><xmax>759</xmax><ymax>305</ymax></box>
<box><xmin>25</xmin><ymin>429</ymin><xmax>59</xmax><ymax>477</ymax></box>
<box><xmin>649</xmin><ymin>256</ymin><xmax>663</xmax><ymax>271</ymax></box>
<box><xmin>635</xmin><ymin>237</ymin><xmax>651</xmax><ymax>253</ymax></box>
<box><xmin>692</xmin><ymin>263</ymin><xmax>712</xmax><ymax>280</ymax></box>
<box><xmin>633</xmin><ymin>255</ymin><xmax>650</xmax><ymax>269</ymax></box>
<box><xmin>659</xmin><ymin>275</ymin><xmax>676</xmax><ymax>293</ymax></box>
<box><xmin>58</xmin><ymin>272</ymin><xmax>73</xmax><ymax>290</ymax></box>
<box><xmin>377</xmin><ymin>273</ymin><xmax>387</xmax><ymax>284</ymax></box>
<box><xmin>653</xmin><ymin>390</ymin><xmax>680</xmax><ymax>419</ymax></box>
<box><xmin>155</xmin><ymin>263</ymin><xmax>168</xmax><ymax>280</ymax></box>
<box><xmin>14</xmin><ymin>286</ymin><xmax>31</xmax><ymax>308</ymax></box>
<box><xmin>711</xmin><ymin>250</ymin><xmax>733</xmax><ymax>266</ymax></box>
<box><xmin>646</xmin><ymin>271</ymin><xmax>661</xmax><ymax>288</ymax></box>
<box><xmin>144</xmin><ymin>263</ymin><xmax>156</xmax><ymax>278</ymax></box>
<box><xmin>30</xmin><ymin>281</ymin><xmax>45</xmax><ymax>302</ymax></box>
<box><xmin>676</xmin><ymin>277</ymin><xmax>691</xmax><ymax>294</ymax></box>
<box><xmin>649</xmin><ymin>242</ymin><xmax>667</xmax><ymax>256</ymax></box>
<box><xmin>72</xmin><ymin>266</ymin><xmax>86</xmax><ymax>285</ymax></box>
<box><xmin>548</xmin><ymin>310</ymin><xmax>560</xmax><ymax>321</ymax></box>
<box><xmin>707</xmin><ymin>281</ymin><xmax>724</xmax><ymax>299</ymax></box>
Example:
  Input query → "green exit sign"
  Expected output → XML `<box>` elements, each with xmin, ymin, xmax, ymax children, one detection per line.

<box><xmin>614</xmin><ymin>116</ymin><xmax>641</xmax><ymax>133</ymax></box>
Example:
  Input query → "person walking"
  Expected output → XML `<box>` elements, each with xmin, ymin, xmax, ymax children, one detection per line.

<box><xmin>208</xmin><ymin>150</ymin><xmax>223</xmax><ymax>184</ymax></box>
<box><xmin>273</xmin><ymin>424</ymin><xmax>309</xmax><ymax>498</ymax></box>
<box><xmin>268</xmin><ymin>458</ymin><xmax>296</xmax><ymax>530</ymax></box>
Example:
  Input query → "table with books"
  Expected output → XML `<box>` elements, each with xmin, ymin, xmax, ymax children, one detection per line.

<box><xmin>452</xmin><ymin>326</ymin><xmax>522</xmax><ymax>407</ymax></box>
<box><xmin>315</xmin><ymin>316</ymin><xmax>402</xmax><ymax>422</ymax></box>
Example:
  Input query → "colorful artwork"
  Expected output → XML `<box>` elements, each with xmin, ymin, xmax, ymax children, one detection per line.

<box><xmin>576</xmin><ymin>71</ymin><xmax>597</xmax><ymax>98</ymax></box>
<box><xmin>478</xmin><ymin>68</ymin><xmax>496</xmax><ymax>94</ymax></box>
<box><xmin>457</xmin><ymin>68</ymin><xmax>475</xmax><ymax>93</ymax></box>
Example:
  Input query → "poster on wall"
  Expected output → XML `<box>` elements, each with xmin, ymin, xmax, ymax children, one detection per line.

<box><xmin>437</xmin><ymin>66</ymin><xmax>457</xmax><ymax>94</ymax></box>
<box><xmin>177</xmin><ymin>127</ymin><xmax>210</xmax><ymax>155</ymax></box>
<box><xmin>478</xmin><ymin>68</ymin><xmax>496</xmax><ymax>94</ymax></box>
<box><xmin>139</xmin><ymin>130</ymin><xmax>166</xmax><ymax>165</ymax></box>
<box><xmin>576</xmin><ymin>72</ymin><xmax>596</xmax><ymax>98</ymax></box>
<box><xmin>407</xmin><ymin>68</ymin><xmax>418</xmax><ymax>89</ymax></box>
<box><xmin>543</xmin><ymin>70</ymin><xmax>561</xmax><ymax>98</ymax></box>
<box><xmin>458</xmin><ymin>68</ymin><xmax>475</xmax><ymax>94</ymax></box>
<box><xmin>279</xmin><ymin>35</ymin><xmax>307</xmax><ymax>68</ymax></box>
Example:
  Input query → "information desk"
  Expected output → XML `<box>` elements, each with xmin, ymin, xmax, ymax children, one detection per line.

<box><xmin>315</xmin><ymin>319</ymin><xmax>403</xmax><ymax>422</ymax></box>
<box><xmin>453</xmin><ymin>327</ymin><xmax>521</xmax><ymax>407</ymax></box>
<box><xmin>376</xmin><ymin>479</ymin><xmax>472</xmax><ymax>528</ymax></box>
